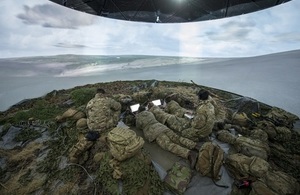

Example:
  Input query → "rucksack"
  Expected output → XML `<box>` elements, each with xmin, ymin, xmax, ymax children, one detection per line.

<box><xmin>250</xmin><ymin>170</ymin><xmax>300</xmax><ymax>195</ymax></box>
<box><xmin>249</xmin><ymin>180</ymin><xmax>278</xmax><ymax>195</ymax></box>
<box><xmin>234</xmin><ymin>136</ymin><xmax>270</xmax><ymax>160</ymax></box>
<box><xmin>164</xmin><ymin>161</ymin><xmax>192</xmax><ymax>195</ymax></box>
<box><xmin>216</xmin><ymin>130</ymin><xmax>237</xmax><ymax>144</ymax></box>
<box><xmin>231</xmin><ymin>112</ymin><xmax>251</xmax><ymax>127</ymax></box>
<box><xmin>195</xmin><ymin>142</ymin><xmax>224</xmax><ymax>180</ymax></box>
<box><xmin>225</xmin><ymin>153</ymin><xmax>270</xmax><ymax>181</ymax></box>
<box><xmin>107</xmin><ymin>127</ymin><xmax>144</xmax><ymax>161</ymax></box>
<box><xmin>265</xmin><ymin>107</ymin><xmax>299</xmax><ymax>128</ymax></box>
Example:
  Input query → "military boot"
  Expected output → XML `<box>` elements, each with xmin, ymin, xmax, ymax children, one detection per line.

<box><xmin>188</xmin><ymin>150</ymin><xmax>198</xmax><ymax>169</ymax></box>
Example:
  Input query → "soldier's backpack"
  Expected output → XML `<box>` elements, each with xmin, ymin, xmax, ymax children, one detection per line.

<box><xmin>216</xmin><ymin>130</ymin><xmax>237</xmax><ymax>144</ymax></box>
<box><xmin>164</xmin><ymin>161</ymin><xmax>192</xmax><ymax>195</ymax></box>
<box><xmin>249</xmin><ymin>170</ymin><xmax>300</xmax><ymax>195</ymax></box>
<box><xmin>231</xmin><ymin>112</ymin><xmax>251</xmax><ymax>127</ymax></box>
<box><xmin>234</xmin><ymin>136</ymin><xmax>270</xmax><ymax>160</ymax></box>
<box><xmin>265</xmin><ymin>107</ymin><xmax>299</xmax><ymax>128</ymax></box>
<box><xmin>107</xmin><ymin>127</ymin><xmax>144</xmax><ymax>161</ymax></box>
<box><xmin>195</xmin><ymin>142</ymin><xmax>225</xmax><ymax>181</ymax></box>
<box><xmin>225</xmin><ymin>153</ymin><xmax>270</xmax><ymax>181</ymax></box>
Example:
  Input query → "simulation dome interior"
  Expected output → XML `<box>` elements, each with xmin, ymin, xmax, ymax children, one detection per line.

<box><xmin>49</xmin><ymin>0</ymin><xmax>291</xmax><ymax>23</ymax></box>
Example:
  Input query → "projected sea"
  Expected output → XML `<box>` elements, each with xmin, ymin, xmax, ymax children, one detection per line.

<box><xmin>0</xmin><ymin>50</ymin><xmax>299</xmax><ymax>116</ymax></box>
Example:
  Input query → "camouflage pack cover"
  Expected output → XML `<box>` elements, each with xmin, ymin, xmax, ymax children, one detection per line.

<box><xmin>234</xmin><ymin>136</ymin><xmax>270</xmax><ymax>160</ymax></box>
<box><xmin>225</xmin><ymin>153</ymin><xmax>270</xmax><ymax>181</ymax></box>
<box><xmin>195</xmin><ymin>142</ymin><xmax>224</xmax><ymax>180</ymax></box>
<box><xmin>86</xmin><ymin>96</ymin><xmax>121</xmax><ymax>133</ymax></box>
<box><xmin>164</xmin><ymin>161</ymin><xmax>192</xmax><ymax>195</ymax></box>
<box><xmin>107</xmin><ymin>127</ymin><xmax>144</xmax><ymax>161</ymax></box>
<box><xmin>216</xmin><ymin>130</ymin><xmax>237</xmax><ymax>144</ymax></box>
<box><xmin>136</xmin><ymin>111</ymin><xmax>169</xmax><ymax>142</ymax></box>
<box><xmin>97</xmin><ymin>152</ymin><xmax>165</xmax><ymax>195</ymax></box>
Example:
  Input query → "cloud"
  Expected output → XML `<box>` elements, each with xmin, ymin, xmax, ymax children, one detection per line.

<box><xmin>17</xmin><ymin>4</ymin><xmax>95</xmax><ymax>29</ymax></box>
<box><xmin>205</xmin><ymin>19</ymin><xmax>256</xmax><ymax>42</ymax></box>
<box><xmin>274</xmin><ymin>32</ymin><xmax>300</xmax><ymax>42</ymax></box>
<box><xmin>53</xmin><ymin>42</ymin><xmax>87</xmax><ymax>48</ymax></box>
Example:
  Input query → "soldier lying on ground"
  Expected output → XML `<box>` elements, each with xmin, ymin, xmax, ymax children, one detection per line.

<box><xmin>136</xmin><ymin>110</ymin><xmax>200</xmax><ymax>168</ymax></box>
<box><xmin>147</xmin><ymin>89</ymin><xmax>227</xmax><ymax>141</ymax></box>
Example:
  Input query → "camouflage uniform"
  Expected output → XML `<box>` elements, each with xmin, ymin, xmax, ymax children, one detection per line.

<box><xmin>136</xmin><ymin>111</ymin><xmax>196</xmax><ymax>159</ymax></box>
<box><xmin>165</xmin><ymin>100</ymin><xmax>188</xmax><ymax>117</ymax></box>
<box><xmin>86</xmin><ymin>95</ymin><xmax>121</xmax><ymax>133</ymax></box>
<box><xmin>180</xmin><ymin>98</ymin><xmax>216</xmax><ymax>140</ymax></box>
<box><xmin>149</xmin><ymin>105</ymin><xmax>190</xmax><ymax>133</ymax></box>
<box><xmin>149</xmin><ymin>99</ymin><xmax>216</xmax><ymax>141</ymax></box>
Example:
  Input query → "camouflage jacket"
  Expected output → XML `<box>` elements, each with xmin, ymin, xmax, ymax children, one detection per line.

<box><xmin>86</xmin><ymin>96</ymin><xmax>121</xmax><ymax>133</ymax></box>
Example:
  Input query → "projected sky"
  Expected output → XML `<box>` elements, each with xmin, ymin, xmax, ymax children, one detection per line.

<box><xmin>0</xmin><ymin>0</ymin><xmax>299</xmax><ymax>58</ymax></box>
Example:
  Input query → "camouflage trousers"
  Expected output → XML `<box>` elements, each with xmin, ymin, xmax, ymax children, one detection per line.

<box><xmin>156</xmin><ymin>130</ymin><xmax>196</xmax><ymax>159</ymax></box>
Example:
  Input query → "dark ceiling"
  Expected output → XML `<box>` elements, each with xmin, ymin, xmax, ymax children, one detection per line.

<box><xmin>49</xmin><ymin>0</ymin><xmax>291</xmax><ymax>23</ymax></box>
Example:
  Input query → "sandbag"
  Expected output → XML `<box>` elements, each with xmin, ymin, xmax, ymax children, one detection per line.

<box><xmin>195</xmin><ymin>142</ymin><xmax>224</xmax><ymax>180</ymax></box>
<box><xmin>234</xmin><ymin>136</ymin><xmax>270</xmax><ymax>160</ymax></box>
<box><xmin>164</xmin><ymin>161</ymin><xmax>192</xmax><ymax>195</ymax></box>
<box><xmin>107</xmin><ymin>127</ymin><xmax>144</xmax><ymax>161</ymax></box>
<box><xmin>225</xmin><ymin>153</ymin><xmax>270</xmax><ymax>181</ymax></box>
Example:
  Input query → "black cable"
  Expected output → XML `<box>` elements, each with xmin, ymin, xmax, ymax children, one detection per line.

<box><xmin>109</xmin><ymin>0</ymin><xmax>128</xmax><ymax>20</ymax></box>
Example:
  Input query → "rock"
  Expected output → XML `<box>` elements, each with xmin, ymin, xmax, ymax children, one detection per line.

<box><xmin>62</xmin><ymin>99</ymin><xmax>74</xmax><ymax>107</ymax></box>
<box><xmin>0</xmin><ymin>126</ymin><xmax>23</xmax><ymax>149</ymax></box>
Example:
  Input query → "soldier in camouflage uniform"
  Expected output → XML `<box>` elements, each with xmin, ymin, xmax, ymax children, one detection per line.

<box><xmin>69</xmin><ymin>93</ymin><xmax>122</xmax><ymax>163</ymax></box>
<box><xmin>148</xmin><ymin>90</ymin><xmax>220</xmax><ymax>141</ymax></box>
<box><xmin>86</xmin><ymin>94</ymin><xmax>121</xmax><ymax>133</ymax></box>
<box><xmin>136</xmin><ymin>111</ymin><xmax>198</xmax><ymax>167</ymax></box>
